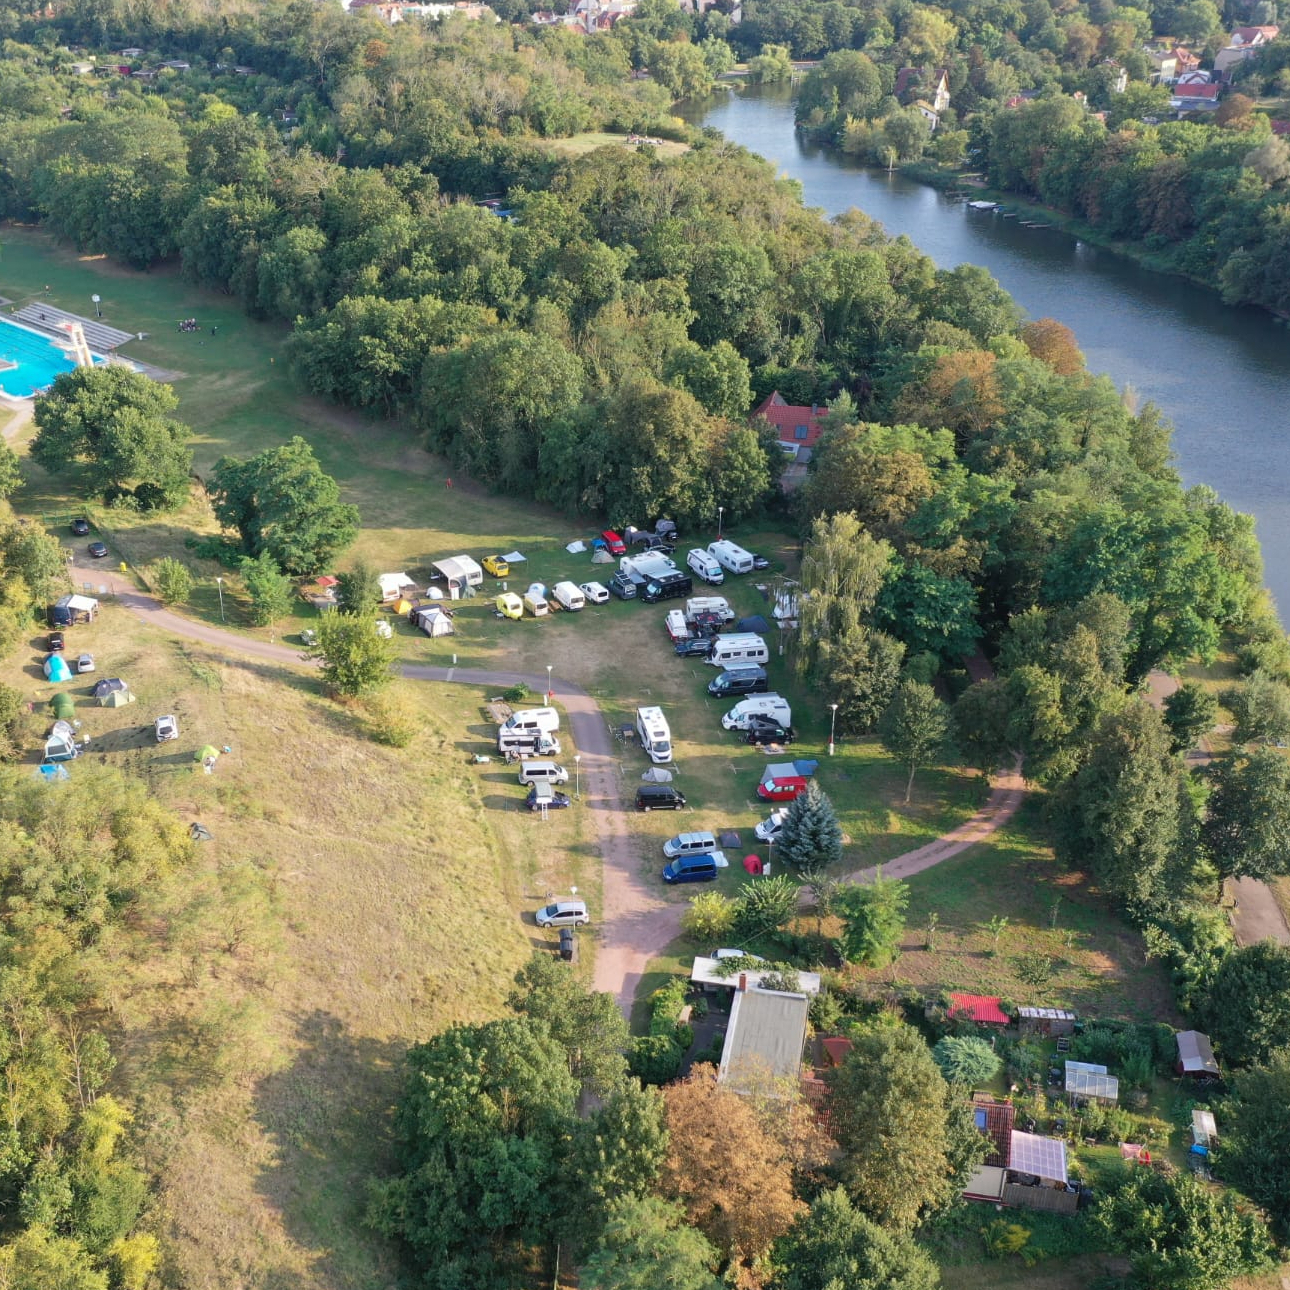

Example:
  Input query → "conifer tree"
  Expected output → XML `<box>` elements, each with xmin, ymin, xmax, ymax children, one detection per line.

<box><xmin>775</xmin><ymin>781</ymin><xmax>843</xmax><ymax>878</ymax></box>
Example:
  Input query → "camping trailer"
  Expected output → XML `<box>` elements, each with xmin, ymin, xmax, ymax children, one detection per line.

<box><xmin>635</xmin><ymin>706</ymin><xmax>673</xmax><ymax>764</ymax></box>
<box><xmin>495</xmin><ymin>592</ymin><xmax>523</xmax><ymax>619</ymax></box>
<box><xmin>705</xmin><ymin>633</ymin><xmax>769</xmax><ymax>668</ymax></box>
<box><xmin>430</xmin><ymin>555</ymin><xmax>484</xmax><ymax>598</ymax></box>
<box><xmin>707</xmin><ymin>540</ymin><xmax>755</xmax><ymax>575</ymax></box>
<box><xmin>378</xmin><ymin>572</ymin><xmax>416</xmax><ymax>602</ymax></box>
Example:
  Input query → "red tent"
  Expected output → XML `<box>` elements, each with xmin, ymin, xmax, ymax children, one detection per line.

<box><xmin>743</xmin><ymin>854</ymin><xmax>763</xmax><ymax>875</ymax></box>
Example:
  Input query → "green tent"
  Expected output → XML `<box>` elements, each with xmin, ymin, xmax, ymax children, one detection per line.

<box><xmin>51</xmin><ymin>692</ymin><xmax>75</xmax><ymax>720</ymax></box>
<box><xmin>99</xmin><ymin>689</ymin><xmax>135</xmax><ymax>708</ymax></box>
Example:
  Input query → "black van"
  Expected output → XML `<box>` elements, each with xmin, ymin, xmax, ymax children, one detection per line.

<box><xmin>707</xmin><ymin>665</ymin><xmax>768</xmax><ymax>697</ymax></box>
<box><xmin>635</xmin><ymin>784</ymin><xmax>688</xmax><ymax>811</ymax></box>
<box><xmin>640</xmin><ymin>572</ymin><xmax>692</xmax><ymax>604</ymax></box>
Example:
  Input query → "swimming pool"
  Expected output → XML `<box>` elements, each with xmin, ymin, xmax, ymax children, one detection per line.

<box><xmin>0</xmin><ymin>317</ymin><xmax>103</xmax><ymax>398</ymax></box>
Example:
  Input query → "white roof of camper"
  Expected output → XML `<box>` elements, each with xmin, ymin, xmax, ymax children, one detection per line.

<box><xmin>379</xmin><ymin>572</ymin><xmax>413</xmax><ymax>595</ymax></box>
<box><xmin>433</xmin><ymin>555</ymin><xmax>482</xmax><ymax>581</ymax></box>
<box><xmin>66</xmin><ymin>594</ymin><xmax>99</xmax><ymax>612</ymax></box>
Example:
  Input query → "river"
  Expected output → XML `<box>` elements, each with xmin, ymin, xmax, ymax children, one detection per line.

<box><xmin>681</xmin><ymin>83</ymin><xmax>1290</xmax><ymax>614</ymax></box>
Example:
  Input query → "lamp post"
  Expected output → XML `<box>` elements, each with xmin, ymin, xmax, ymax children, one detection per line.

<box><xmin>574</xmin><ymin>753</ymin><xmax>581</xmax><ymax>800</ymax></box>
<box><xmin>546</xmin><ymin>664</ymin><xmax>553</xmax><ymax>704</ymax></box>
<box><xmin>91</xmin><ymin>294</ymin><xmax>101</xmax><ymax>318</ymax></box>
<box><xmin>215</xmin><ymin>576</ymin><xmax>224</xmax><ymax>623</ymax></box>
<box><xmin>717</xmin><ymin>505</ymin><xmax>724</xmax><ymax>541</ymax></box>
<box><xmin>829</xmin><ymin>702</ymin><xmax>839</xmax><ymax>757</ymax></box>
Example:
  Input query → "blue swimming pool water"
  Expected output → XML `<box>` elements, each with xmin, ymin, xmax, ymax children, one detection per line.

<box><xmin>0</xmin><ymin>317</ymin><xmax>103</xmax><ymax>398</ymax></box>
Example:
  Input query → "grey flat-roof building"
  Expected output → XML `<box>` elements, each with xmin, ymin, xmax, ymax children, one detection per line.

<box><xmin>718</xmin><ymin>986</ymin><xmax>809</xmax><ymax>1091</ymax></box>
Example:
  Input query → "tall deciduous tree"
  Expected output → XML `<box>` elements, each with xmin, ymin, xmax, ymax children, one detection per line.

<box><xmin>1199</xmin><ymin>942</ymin><xmax>1290</xmax><ymax>1068</ymax></box>
<box><xmin>1163</xmin><ymin>682</ymin><xmax>1218</xmax><ymax>754</ymax></box>
<box><xmin>879</xmin><ymin>680</ymin><xmax>951</xmax><ymax>802</ymax></box>
<box><xmin>211</xmin><ymin>436</ymin><xmax>359</xmax><ymax>575</ymax></box>
<box><xmin>1202</xmin><ymin>747</ymin><xmax>1290</xmax><ymax>882</ymax></box>
<box><xmin>336</xmin><ymin>560</ymin><xmax>382</xmax><ymax>615</ymax></box>
<box><xmin>775</xmin><ymin>782</ymin><xmax>843</xmax><ymax>878</ymax></box>
<box><xmin>660</xmin><ymin>1065</ymin><xmax>803</xmax><ymax>1268</ymax></box>
<box><xmin>825</xmin><ymin>627</ymin><xmax>906</xmax><ymax>735</ymax></box>
<box><xmin>1219</xmin><ymin>1048</ymin><xmax>1290</xmax><ymax>1242</ymax></box>
<box><xmin>305</xmin><ymin>612</ymin><xmax>394</xmax><ymax>697</ymax></box>
<box><xmin>580</xmin><ymin>1198</ymin><xmax>720</xmax><ymax>1290</ymax></box>
<box><xmin>826</xmin><ymin>1025</ymin><xmax>953</xmax><ymax>1229</ymax></box>
<box><xmin>771</xmin><ymin>1187</ymin><xmax>941</xmax><ymax>1290</ymax></box>
<box><xmin>1227</xmin><ymin>669</ymin><xmax>1290</xmax><ymax>746</ymax></box>
<box><xmin>834</xmin><ymin>872</ymin><xmax>909</xmax><ymax>968</ymax></box>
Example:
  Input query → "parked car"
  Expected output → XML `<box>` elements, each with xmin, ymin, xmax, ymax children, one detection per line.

<box><xmin>608</xmin><ymin>571</ymin><xmax>638</xmax><ymax>600</ymax></box>
<box><xmin>75</xmin><ymin>653</ymin><xmax>95</xmax><ymax>674</ymax></box>
<box><xmin>47</xmin><ymin>632</ymin><xmax>65</xmax><ymax>652</ymax></box>
<box><xmin>601</xmin><ymin>529</ymin><xmax>627</xmax><ymax>556</ymax></box>
<box><xmin>70</xmin><ymin>517</ymin><xmax>90</xmax><ymax>536</ymax></box>
<box><xmin>757</xmin><ymin>776</ymin><xmax>808</xmax><ymax>802</ymax></box>
<box><xmin>751</xmin><ymin>552</ymin><xmax>771</xmax><ymax>571</ymax></box>
<box><xmin>482</xmin><ymin>554</ymin><xmax>510</xmax><ymax>577</ymax></box>
<box><xmin>535</xmin><ymin>898</ymin><xmax>589</xmax><ymax>928</ymax></box>
<box><xmin>754</xmin><ymin>809</ymin><xmax>788</xmax><ymax>842</ymax></box>
<box><xmin>88</xmin><ymin>541</ymin><xmax>108</xmax><ymax>559</ymax></box>
<box><xmin>746</xmin><ymin>721</ymin><xmax>795</xmax><ymax>746</ymax></box>
<box><xmin>526</xmin><ymin>784</ymin><xmax>571</xmax><ymax>811</ymax></box>
<box><xmin>517</xmin><ymin>759</ymin><xmax>569</xmax><ymax>787</ymax></box>
<box><xmin>579</xmin><ymin>580</ymin><xmax>610</xmax><ymax>604</ymax></box>
<box><xmin>636</xmin><ymin>784</ymin><xmax>687</xmax><ymax>811</ymax></box>
<box><xmin>674</xmin><ymin>636</ymin><xmax>713</xmax><ymax>658</ymax></box>
<box><xmin>154</xmin><ymin>714</ymin><xmax>179</xmax><ymax>743</ymax></box>
<box><xmin>663</xmin><ymin>853</ymin><xmax>723</xmax><ymax>884</ymax></box>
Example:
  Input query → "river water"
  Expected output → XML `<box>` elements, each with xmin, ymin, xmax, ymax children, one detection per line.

<box><xmin>681</xmin><ymin>83</ymin><xmax>1290</xmax><ymax>613</ymax></box>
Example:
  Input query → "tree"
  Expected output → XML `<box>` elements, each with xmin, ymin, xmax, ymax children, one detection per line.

<box><xmin>305</xmin><ymin>612</ymin><xmax>394</xmax><ymax>697</ymax></box>
<box><xmin>879</xmin><ymin>681</ymin><xmax>950</xmax><ymax>803</ymax></box>
<box><xmin>32</xmin><ymin>366</ymin><xmax>192</xmax><ymax>510</ymax></box>
<box><xmin>581</xmin><ymin>1198</ymin><xmax>720</xmax><ymax>1290</ymax></box>
<box><xmin>734</xmin><ymin>874</ymin><xmax>800</xmax><ymax>939</ymax></box>
<box><xmin>151</xmin><ymin>557</ymin><xmax>193</xmax><ymax>605</ymax></box>
<box><xmin>834</xmin><ymin>872</ymin><xmax>908</xmax><ymax>968</ymax></box>
<box><xmin>826</xmin><ymin>1025</ymin><xmax>953</xmax><ymax>1229</ymax></box>
<box><xmin>1020</xmin><ymin>319</ymin><xmax>1083</xmax><ymax>375</ymax></box>
<box><xmin>1162</xmin><ymin>682</ymin><xmax>1218</xmax><ymax>754</ymax></box>
<box><xmin>1199</xmin><ymin>942</ymin><xmax>1290</xmax><ymax>1067</ymax></box>
<box><xmin>336</xmin><ymin>560</ymin><xmax>382</xmax><ymax>615</ymax></box>
<box><xmin>660</xmin><ymin>1065</ymin><xmax>803</xmax><ymax>1266</ymax></box>
<box><xmin>239</xmin><ymin>551</ymin><xmax>294</xmax><ymax>627</ymax></box>
<box><xmin>932</xmin><ymin>1035</ymin><xmax>1002</xmax><ymax>1086</ymax></box>
<box><xmin>0</xmin><ymin>440</ymin><xmax>22</xmax><ymax>500</ymax></box>
<box><xmin>680</xmin><ymin>891</ymin><xmax>737</xmax><ymax>944</ymax></box>
<box><xmin>1052</xmin><ymin>704</ymin><xmax>1182</xmax><ymax>915</ymax></box>
<box><xmin>507</xmin><ymin>953</ymin><xmax>631</xmax><ymax>1099</ymax></box>
<box><xmin>775</xmin><ymin>782</ymin><xmax>843</xmax><ymax>878</ymax></box>
<box><xmin>1219</xmin><ymin>1048</ymin><xmax>1290</xmax><ymax>1242</ymax></box>
<box><xmin>1202</xmin><ymin>747</ymin><xmax>1290</xmax><ymax>882</ymax></box>
<box><xmin>1092</xmin><ymin>1167</ymin><xmax>1272</xmax><ymax>1290</ymax></box>
<box><xmin>1227</xmin><ymin>669</ymin><xmax>1290</xmax><ymax>746</ymax></box>
<box><xmin>826</xmin><ymin>627</ymin><xmax>906</xmax><ymax>735</ymax></box>
<box><xmin>748</xmin><ymin>43</ymin><xmax>794</xmax><ymax>83</ymax></box>
<box><xmin>771</xmin><ymin>1187</ymin><xmax>940</xmax><ymax>1290</ymax></box>
<box><xmin>210</xmin><ymin>436</ymin><xmax>359</xmax><ymax>575</ymax></box>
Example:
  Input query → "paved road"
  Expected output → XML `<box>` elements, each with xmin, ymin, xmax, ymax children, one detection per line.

<box><xmin>83</xmin><ymin>565</ymin><xmax>1025</xmax><ymax>1014</ymax></box>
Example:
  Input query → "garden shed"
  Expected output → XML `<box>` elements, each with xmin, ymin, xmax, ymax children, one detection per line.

<box><xmin>1018</xmin><ymin>1007</ymin><xmax>1077</xmax><ymax>1038</ymax></box>
<box><xmin>717</xmin><ymin>978</ymin><xmax>811</xmax><ymax>1091</ymax></box>
<box><xmin>948</xmin><ymin>993</ymin><xmax>1010</xmax><ymax>1026</ymax></box>
<box><xmin>1176</xmin><ymin>1030</ymin><xmax>1220</xmax><ymax>1079</ymax></box>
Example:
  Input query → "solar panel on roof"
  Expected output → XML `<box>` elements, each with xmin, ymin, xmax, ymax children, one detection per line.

<box><xmin>1009</xmin><ymin>1131</ymin><xmax>1069</xmax><ymax>1183</ymax></box>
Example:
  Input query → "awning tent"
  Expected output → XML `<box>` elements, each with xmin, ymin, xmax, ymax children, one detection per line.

<box><xmin>430</xmin><ymin>556</ymin><xmax>484</xmax><ymax>595</ymax></box>
<box><xmin>500</xmin><ymin>551</ymin><xmax>526</xmax><ymax>566</ymax></box>
<box><xmin>43</xmin><ymin>654</ymin><xmax>71</xmax><ymax>682</ymax></box>
<box><xmin>413</xmin><ymin>605</ymin><xmax>454</xmax><ymax>637</ymax></box>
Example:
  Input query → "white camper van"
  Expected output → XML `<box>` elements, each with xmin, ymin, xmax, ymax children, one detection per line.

<box><xmin>685</xmin><ymin>596</ymin><xmax>734</xmax><ymax>624</ymax></box>
<box><xmin>551</xmin><ymin>581</ymin><xmax>586</xmax><ymax>611</ymax></box>
<box><xmin>705</xmin><ymin>633</ymin><xmax>770</xmax><ymax>668</ymax></box>
<box><xmin>622</xmin><ymin>551</ymin><xmax>678</xmax><ymax>581</ymax></box>
<box><xmin>686</xmin><ymin>548</ymin><xmax>724</xmax><ymax>585</ymax></box>
<box><xmin>523</xmin><ymin>585</ymin><xmax>549</xmax><ymax>617</ymax></box>
<box><xmin>635</xmin><ymin>705</ymin><xmax>673</xmax><ymax>764</ymax></box>
<box><xmin>722</xmin><ymin>694</ymin><xmax>792</xmax><ymax>730</ymax></box>
<box><xmin>503</xmin><ymin>707</ymin><xmax>560</xmax><ymax>736</ymax></box>
<box><xmin>707</xmin><ymin>539</ymin><xmax>755</xmax><ymax>576</ymax></box>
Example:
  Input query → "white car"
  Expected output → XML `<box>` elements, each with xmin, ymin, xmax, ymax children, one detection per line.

<box><xmin>75</xmin><ymin>653</ymin><xmax>95</xmax><ymax>674</ymax></box>
<box><xmin>154</xmin><ymin>715</ymin><xmax>179</xmax><ymax>743</ymax></box>
<box><xmin>755</xmin><ymin>809</ymin><xmax>789</xmax><ymax>842</ymax></box>
<box><xmin>536</xmin><ymin>899</ymin><xmax>590</xmax><ymax>928</ymax></box>
<box><xmin>579</xmin><ymin>580</ymin><xmax>610</xmax><ymax>604</ymax></box>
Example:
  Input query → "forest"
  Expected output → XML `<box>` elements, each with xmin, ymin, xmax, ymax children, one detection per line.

<box><xmin>0</xmin><ymin>0</ymin><xmax>1286</xmax><ymax>1286</ymax></box>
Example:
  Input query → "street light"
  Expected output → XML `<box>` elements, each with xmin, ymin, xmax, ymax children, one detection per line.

<box><xmin>717</xmin><ymin>505</ymin><xmax>724</xmax><ymax>541</ymax></box>
<box><xmin>574</xmin><ymin>753</ymin><xmax>581</xmax><ymax>800</ymax></box>
<box><xmin>215</xmin><ymin>576</ymin><xmax>224</xmax><ymax>623</ymax></box>
<box><xmin>546</xmin><ymin>664</ymin><xmax>553</xmax><ymax>704</ymax></box>
<box><xmin>829</xmin><ymin>702</ymin><xmax>839</xmax><ymax>757</ymax></box>
<box><xmin>91</xmin><ymin>294</ymin><xmax>101</xmax><ymax>318</ymax></box>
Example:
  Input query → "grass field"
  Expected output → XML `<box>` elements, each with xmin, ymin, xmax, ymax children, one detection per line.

<box><xmin>538</xmin><ymin>130</ymin><xmax>690</xmax><ymax>158</ymax></box>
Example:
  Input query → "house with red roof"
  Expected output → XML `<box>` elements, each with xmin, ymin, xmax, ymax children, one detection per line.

<box><xmin>1216</xmin><ymin>25</ymin><xmax>1279</xmax><ymax>75</ymax></box>
<box><xmin>752</xmin><ymin>391</ymin><xmax>828</xmax><ymax>461</ymax></box>
<box><xmin>947</xmin><ymin>992</ymin><xmax>1010</xmax><ymax>1026</ymax></box>
<box><xmin>1171</xmin><ymin>81</ymin><xmax>1220</xmax><ymax>110</ymax></box>
<box><xmin>970</xmin><ymin>1095</ymin><xmax>1015</xmax><ymax>1166</ymax></box>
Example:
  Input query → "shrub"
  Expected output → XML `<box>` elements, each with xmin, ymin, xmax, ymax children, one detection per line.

<box><xmin>630</xmin><ymin>1033</ymin><xmax>683</xmax><ymax>1086</ymax></box>
<box><xmin>933</xmin><ymin>1035</ymin><xmax>1003</xmax><ymax>1086</ymax></box>
<box><xmin>983</xmin><ymin>1220</ymin><xmax>1032</xmax><ymax>1261</ymax></box>
<box><xmin>648</xmin><ymin>978</ymin><xmax>690</xmax><ymax>1035</ymax></box>
<box><xmin>362</xmin><ymin>688</ymin><xmax>420</xmax><ymax>748</ymax></box>
<box><xmin>810</xmin><ymin>988</ymin><xmax>844</xmax><ymax>1033</ymax></box>
<box><xmin>152</xmin><ymin>557</ymin><xmax>194</xmax><ymax>605</ymax></box>
<box><xmin>680</xmin><ymin>890</ymin><xmax>737</xmax><ymax>943</ymax></box>
<box><xmin>759</xmin><ymin>969</ymin><xmax>801</xmax><ymax>994</ymax></box>
<box><xmin>502</xmin><ymin>683</ymin><xmax>530</xmax><ymax>703</ymax></box>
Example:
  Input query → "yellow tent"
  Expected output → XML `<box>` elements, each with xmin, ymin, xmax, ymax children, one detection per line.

<box><xmin>393</xmin><ymin>597</ymin><xmax>414</xmax><ymax>616</ymax></box>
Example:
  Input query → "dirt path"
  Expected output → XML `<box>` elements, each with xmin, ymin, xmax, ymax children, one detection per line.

<box><xmin>1227</xmin><ymin>876</ymin><xmax>1290</xmax><ymax>947</ymax></box>
<box><xmin>85</xmin><ymin>568</ymin><xmax>1028</xmax><ymax>1015</ymax></box>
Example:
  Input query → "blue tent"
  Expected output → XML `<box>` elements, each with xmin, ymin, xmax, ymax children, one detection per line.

<box><xmin>43</xmin><ymin>654</ymin><xmax>71</xmax><ymax>683</ymax></box>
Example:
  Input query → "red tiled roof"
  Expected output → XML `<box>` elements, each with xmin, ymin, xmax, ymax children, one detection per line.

<box><xmin>971</xmin><ymin>1097</ymin><xmax>1015</xmax><ymax>1166</ymax></box>
<box><xmin>1174</xmin><ymin>83</ymin><xmax>1219</xmax><ymax>98</ymax></box>
<box><xmin>752</xmin><ymin>390</ymin><xmax>828</xmax><ymax>449</ymax></box>
<box><xmin>1232</xmin><ymin>24</ymin><xmax>1279</xmax><ymax>43</ymax></box>
<box><xmin>948</xmin><ymin>992</ymin><xmax>1010</xmax><ymax>1025</ymax></box>
<box><xmin>821</xmin><ymin>1037</ymin><xmax>853</xmax><ymax>1067</ymax></box>
<box><xmin>894</xmin><ymin>68</ymin><xmax>916</xmax><ymax>97</ymax></box>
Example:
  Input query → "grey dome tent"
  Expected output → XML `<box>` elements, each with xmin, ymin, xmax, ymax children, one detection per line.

<box><xmin>43</xmin><ymin>721</ymin><xmax>78</xmax><ymax>762</ymax></box>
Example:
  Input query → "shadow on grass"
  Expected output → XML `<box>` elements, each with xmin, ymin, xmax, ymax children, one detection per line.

<box><xmin>253</xmin><ymin>1009</ymin><xmax>408</xmax><ymax>1287</ymax></box>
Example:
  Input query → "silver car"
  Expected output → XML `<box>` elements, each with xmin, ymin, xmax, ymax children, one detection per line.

<box><xmin>536</xmin><ymin>899</ymin><xmax>589</xmax><ymax>928</ymax></box>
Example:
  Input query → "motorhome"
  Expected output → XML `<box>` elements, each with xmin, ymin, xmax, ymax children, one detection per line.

<box><xmin>685</xmin><ymin>597</ymin><xmax>734</xmax><ymax>624</ymax></box>
<box><xmin>641</xmin><ymin>572</ymin><xmax>692</xmax><ymax>603</ymax></box>
<box><xmin>722</xmin><ymin>694</ymin><xmax>792</xmax><ymax>730</ymax></box>
<box><xmin>635</xmin><ymin>705</ymin><xmax>673</xmax><ymax>764</ymax></box>
<box><xmin>686</xmin><ymin>548</ymin><xmax>724</xmax><ymax>584</ymax></box>
<box><xmin>622</xmin><ymin>551</ymin><xmax>679</xmax><ymax>581</ymax></box>
<box><xmin>707</xmin><ymin>539</ymin><xmax>755</xmax><ymax>576</ymax></box>
<box><xmin>705</xmin><ymin>633</ymin><xmax>770</xmax><ymax>668</ymax></box>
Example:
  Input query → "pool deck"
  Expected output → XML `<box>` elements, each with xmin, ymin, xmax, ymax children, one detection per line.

<box><xmin>10</xmin><ymin>304</ymin><xmax>135</xmax><ymax>351</ymax></box>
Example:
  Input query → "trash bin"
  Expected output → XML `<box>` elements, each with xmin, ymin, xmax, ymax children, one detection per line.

<box><xmin>558</xmin><ymin>929</ymin><xmax>575</xmax><ymax>962</ymax></box>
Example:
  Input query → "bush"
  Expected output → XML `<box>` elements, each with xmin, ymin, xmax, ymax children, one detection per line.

<box><xmin>648</xmin><ymin>978</ymin><xmax>690</xmax><ymax>1035</ymax></box>
<box><xmin>630</xmin><ymin>1033</ymin><xmax>683</xmax><ymax>1086</ymax></box>
<box><xmin>362</xmin><ymin>688</ymin><xmax>421</xmax><ymax>748</ymax></box>
<box><xmin>680</xmin><ymin>890</ymin><xmax>737</xmax><ymax>943</ymax></box>
<box><xmin>810</xmin><ymin>988</ymin><xmax>844</xmax><ymax>1033</ymax></box>
<box><xmin>152</xmin><ymin>557</ymin><xmax>194</xmax><ymax>605</ymax></box>
<box><xmin>933</xmin><ymin>1034</ymin><xmax>1003</xmax><ymax>1086</ymax></box>
<box><xmin>759</xmin><ymin>969</ymin><xmax>801</xmax><ymax>994</ymax></box>
<box><xmin>502</xmin><ymin>683</ymin><xmax>530</xmax><ymax>703</ymax></box>
<box><xmin>983</xmin><ymin>1219</ymin><xmax>1031</xmax><ymax>1262</ymax></box>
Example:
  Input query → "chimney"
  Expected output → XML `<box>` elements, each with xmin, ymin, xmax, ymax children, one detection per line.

<box><xmin>738</xmin><ymin>973</ymin><xmax>747</xmax><ymax>992</ymax></box>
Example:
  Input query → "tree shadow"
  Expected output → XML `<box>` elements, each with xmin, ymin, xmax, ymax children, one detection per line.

<box><xmin>252</xmin><ymin>1009</ymin><xmax>409</xmax><ymax>1285</ymax></box>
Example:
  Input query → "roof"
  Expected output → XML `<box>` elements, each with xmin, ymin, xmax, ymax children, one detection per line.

<box><xmin>972</xmin><ymin>1097</ymin><xmax>1015</xmax><ymax>1167</ymax></box>
<box><xmin>1232</xmin><ymin>24</ymin><xmax>1279</xmax><ymax>42</ymax></box>
<box><xmin>1017</xmin><ymin>1006</ymin><xmax>1077</xmax><ymax>1021</ymax></box>
<box><xmin>1065</xmin><ymin>1061</ymin><xmax>1119</xmax><ymax>1101</ymax></box>
<box><xmin>821</xmin><ymin>1036</ymin><xmax>853</xmax><ymax>1066</ymax></box>
<box><xmin>691</xmin><ymin>955</ymin><xmax>821</xmax><ymax>995</ymax></box>
<box><xmin>379</xmin><ymin>572</ymin><xmax>413</xmax><ymax>594</ymax></box>
<box><xmin>894</xmin><ymin>67</ymin><xmax>917</xmax><ymax>97</ymax></box>
<box><xmin>65</xmin><ymin>594</ymin><xmax>98</xmax><ymax>612</ymax></box>
<box><xmin>1173</xmin><ymin>83</ymin><xmax>1219</xmax><ymax>99</ymax></box>
<box><xmin>1009</xmin><ymin>1130</ymin><xmax>1068</xmax><ymax>1184</ymax></box>
<box><xmin>752</xmin><ymin>391</ymin><xmax>828</xmax><ymax>451</ymax></box>
<box><xmin>948</xmin><ymin>993</ymin><xmax>1010</xmax><ymax>1025</ymax></box>
<box><xmin>1176</xmin><ymin>1030</ymin><xmax>1220</xmax><ymax>1076</ymax></box>
<box><xmin>718</xmin><ymin>986</ymin><xmax>810</xmax><ymax>1089</ymax></box>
